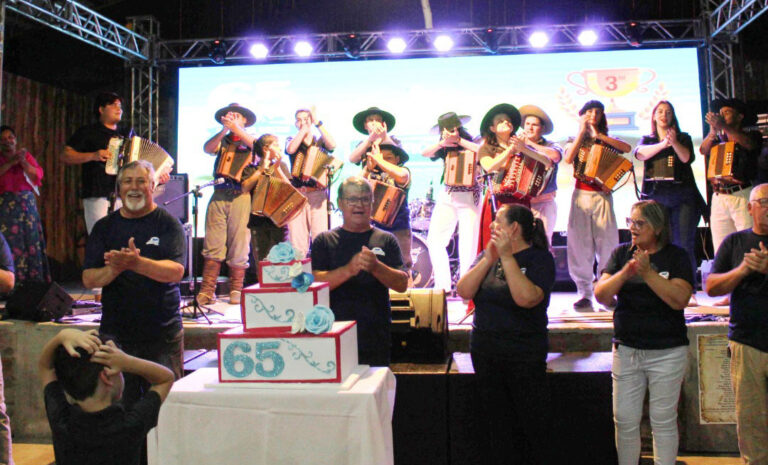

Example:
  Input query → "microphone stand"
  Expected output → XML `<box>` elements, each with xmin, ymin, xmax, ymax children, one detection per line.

<box><xmin>479</xmin><ymin>167</ymin><xmax>498</xmax><ymax>219</ymax></box>
<box><xmin>324</xmin><ymin>164</ymin><xmax>338</xmax><ymax>228</ymax></box>
<box><xmin>164</xmin><ymin>178</ymin><xmax>224</xmax><ymax>322</ymax></box>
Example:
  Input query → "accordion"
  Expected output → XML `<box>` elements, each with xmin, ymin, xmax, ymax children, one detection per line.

<box><xmin>444</xmin><ymin>149</ymin><xmax>478</xmax><ymax>187</ymax></box>
<box><xmin>498</xmin><ymin>150</ymin><xmax>553</xmax><ymax>199</ymax></box>
<box><xmin>371</xmin><ymin>180</ymin><xmax>406</xmax><ymax>228</ymax></box>
<box><xmin>105</xmin><ymin>136</ymin><xmax>174</xmax><ymax>183</ymax></box>
<box><xmin>291</xmin><ymin>146</ymin><xmax>343</xmax><ymax>188</ymax></box>
<box><xmin>707</xmin><ymin>142</ymin><xmax>747</xmax><ymax>185</ymax></box>
<box><xmin>574</xmin><ymin>142</ymin><xmax>632</xmax><ymax>193</ymax></box>
<box><xmin>645</xmin><ymin>154</ymin><xmax>677</xmax><ymax>182</ymax></box>
<box><xmin>251</xmin><ymin>174</ymin><xmax>307</xmax><ymax>227</ymax></box>
<box><xmin>215</xmin><ymin>143</ymin><xmax>253</xmax><ymax>182</ymax></box>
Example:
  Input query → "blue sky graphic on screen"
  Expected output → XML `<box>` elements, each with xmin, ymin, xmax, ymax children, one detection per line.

<box><xmin>178</xmin><ymin>47</ymin><xmax>704</xmax><ymax>235</ymax></box>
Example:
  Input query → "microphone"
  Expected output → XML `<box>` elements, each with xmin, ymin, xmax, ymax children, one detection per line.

<box><xmin>197</xmin><ymin>177</ymin><xmax>226</xmax><ymax>189</ymax></box>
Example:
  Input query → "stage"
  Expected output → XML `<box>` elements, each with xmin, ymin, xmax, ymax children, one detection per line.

<box><xmin>0</xmin><ymin>289</ymin><xmax>738</xmax><ymax>458</ymax></box>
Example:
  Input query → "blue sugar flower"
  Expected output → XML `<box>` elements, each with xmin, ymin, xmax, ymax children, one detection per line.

<box><xmin>267</xmin><ymin>241</ymin><xmax>296</xmax><ymax>263</ymax></box>
<box><xmin>304</xmin><ymin>305</ymin><xmax>335</xmax><ymax>334</ymax></box>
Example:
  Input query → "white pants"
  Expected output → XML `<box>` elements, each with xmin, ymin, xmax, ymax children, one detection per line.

<box><xmin>426</xmin><ymin>190</ymin><xmax>480</xmax><ymax>291</ymax></box>
<box><xmin>710</xmin><ymin>188</ymin><xmax>753</xmax><ymax>254</ymax></box>
<box><xmin>288</xmin><ymin>189</ymin><xmax>328</xmax><ymax>258</ymax></box>
<box><xmin>612</xmin><ymin>344</ymin><xmax>688</xmax><ymax>465</ymax></box>
<box><xmin>83</xmin><ymin>197</ymin><xmax>111</xmax><ymax>234</ymax></box>
<box><xmin>530</xmin><ymin>193</ymin><xmax>557</xmax><ymax>245</ymax></box>
<box><xmin>566</xmin><ymin>189</ymin><xmax>618</xmax><ymax>299</ymax></box>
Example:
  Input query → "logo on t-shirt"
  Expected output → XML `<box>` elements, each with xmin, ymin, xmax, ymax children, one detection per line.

<box><xmin>146</xmin><ymin>237</ymin><xmax>160</xmax><ymax>246</ymax></box>
<box><xmin>520</xmin><ymin>267</ymin><xmax>527</xmax><ymax>275</ymax></box>
<box><xmin>371</xmin><ymin>247</ymin><xmax>385</xmax><ymax>256</ymax></box>
<box><xmin>659</xmin><ymin>271</ymin><xmax>670</xmax><ymax>279</ymax></box>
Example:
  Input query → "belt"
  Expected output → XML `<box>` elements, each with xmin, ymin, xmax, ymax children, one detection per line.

<box><xmin>713</xmin><ymin>183</ymin><xmax>751</xmax><ymax>195</ymax></box>
<box><xmin>299</xmin><ymin>186</ymin><xmax>325</xmax><ymax>193</ymax></box>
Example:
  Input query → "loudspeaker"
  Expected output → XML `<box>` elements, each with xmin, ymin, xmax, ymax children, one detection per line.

<box><xmin>6</xmin><ymin>281</ymin><xmax>73</xmax><ymax>321</ymax></box>
<box><xmin>155</xmin><ymin>173</ymin><xmax>189</xmax><ymax>223</ymax></box>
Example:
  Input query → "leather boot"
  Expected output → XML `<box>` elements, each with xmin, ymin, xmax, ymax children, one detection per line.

<box><xmin>229</xmin><ymin>266</ymin><xmax>247</xmax><ymax>305</ymax></box>
<box><xmin>197</xmin><ymin>258</ymin><xmax>221</xmax><ymax>305</ymax></box>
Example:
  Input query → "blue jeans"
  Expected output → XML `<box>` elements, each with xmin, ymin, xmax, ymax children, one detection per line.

<box><xmin>645</xmin><ymin>184</ymin><xmax>701</xmax><ymax>275</ymax></box>
<box><xmin>612</xmin><ymin>344</ymin><xmax>688</xmax><ymax>465</ymax></box>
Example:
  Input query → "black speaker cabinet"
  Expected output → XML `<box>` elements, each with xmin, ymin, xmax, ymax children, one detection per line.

<box><xmin>7</xmin><ymin>281</ymin><xmax>73</xmax><ymax>321</ymax></box>
<box><xmin>155</xmin><ymin>173</ymin><xmax>189</xmax><ymax>223</ymax></box>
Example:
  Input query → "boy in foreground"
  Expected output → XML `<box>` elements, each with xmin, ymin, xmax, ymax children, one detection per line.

<box><xmin>39</xmin><ymin>329</ymin><xmax>174</xmax><ymax>465</ymax></box>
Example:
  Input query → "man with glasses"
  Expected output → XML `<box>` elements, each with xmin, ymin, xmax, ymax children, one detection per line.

<box><xmin>706</xmin><ymin>183</ymin><xmax>768</xmax><ymax>465</ymax></box>
<box><xmin>311</xmin><ymin>177</ymin><xmax>409</xmax><ymax>367</ymax></box>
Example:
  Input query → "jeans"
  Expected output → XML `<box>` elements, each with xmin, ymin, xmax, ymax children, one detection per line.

<box><xmin>612</xmin><ymin>344</ymin><xmax>688</xmax><ymax>465</ymax></box>
<box><xmin>645</xmin><ymin>184</ymin><xmax>701</xmax><ymax>275</ymax></box>
<box><xmin>729</xmin><ymin>341</ymin><xmax>768</xmax><ymax>465</ymax></box>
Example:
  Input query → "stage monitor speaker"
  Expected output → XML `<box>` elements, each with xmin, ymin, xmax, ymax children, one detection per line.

<box><xmin>155</xmin><ymin>173</ymin><xmax>189</xmax><ymax>223</ymax></box>
<box><xmin>6</xmin><ymin>281</ymin><xmax>73</xmax><ymax>322</ymax></box>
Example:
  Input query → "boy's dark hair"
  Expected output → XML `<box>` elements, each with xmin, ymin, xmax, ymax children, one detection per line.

<box><xmin>0</xmin><ymin>125</ymin><xmax>15</xmax><ymax>136</ymax></box>
<box><xmin>93</xmin><ymin>92</ymin><xmax>123</xmax><ymax>119</ymax></box>
<box><xmin>53</xmin><ymin>333</ymin><xmax>116</xmax><ymax>401</ymax></box>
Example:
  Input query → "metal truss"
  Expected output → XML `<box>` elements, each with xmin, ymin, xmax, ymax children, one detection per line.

<box><xmin>705</xmin><ymin>0</ymin><xmax>768</xmax><ymax>37</ymax></box>
<box><xmin>127</xmin><ymin>16</ymin><xmax>159</xmax><ymax>141</ymax></box>
<box><xmin>5</xmin><ymin>0</ymin><xmax>149</xmax><ymax>60</ymax></box>
<box><xmin>155</xmin><ymin>19</ymin><xmax>705</xmax><ymax>64</ymax></box>
<box><xmin>705</xmin><ymin>39</ymin><xmax>736</xmax><ymax>101</ymax></box>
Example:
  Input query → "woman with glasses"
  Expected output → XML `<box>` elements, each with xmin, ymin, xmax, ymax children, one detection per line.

<box><xmin>634</xmin><ymin>101</ymin><xmax>704</xmax><ymax>303</ymax></box>
<box><xmin>457</xmin><ymin>203</ymin><xmax>554</xmax><ymax>465</ymax></box>
<box><xmin>595</xmin><ymin>200</ymin><xmax>695</xmax><ymax>465</ymax></box>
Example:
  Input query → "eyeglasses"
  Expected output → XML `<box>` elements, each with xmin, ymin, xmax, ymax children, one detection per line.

<box><xmin>751</xmin><ymin>198</ymin><xmax>768</xmax><ymax>208</ymax></box>
<box><xmin>343</xmin><ymin>196</ymin><xmax>372</xmax><ymax>205</ymax></box>
<box><xmin>625</xmin><ymin>218</ymin><xmax>647</xmax><ymax>228</ymax></box>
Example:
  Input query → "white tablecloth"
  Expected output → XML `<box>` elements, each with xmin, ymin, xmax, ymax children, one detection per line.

<box><xmin>148</xmin><ymin>367</ymin><xmax>396</xmax><ymax>465</ymax></box>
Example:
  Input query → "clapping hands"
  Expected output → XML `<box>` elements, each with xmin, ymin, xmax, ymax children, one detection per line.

<box><xmin>741</xmin><ymin>242</ymin><xmax>768</xmax><ymax>274</ymax></box>
<box><xmin>348</xmin><ymin>246</ymin><xmax>379</xmax><ymax>275</ymax></box>
<box><xmin>104</xmin><ymin>237</ymin><xmax>142</xmax><ymax>273</ymax></box>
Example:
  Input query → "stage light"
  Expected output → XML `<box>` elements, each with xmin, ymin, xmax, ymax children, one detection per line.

<box><xmin>433</xmin><ymin>35</ymin><xmax>454</xmax><ymax>52</ymax></box>
<box><xmin>578</xmin><ymin>29</ymin><xmax>598</xmax><ymax>46</ymax></box>
<box><xmin>342</xmin><ymin>33</ymin><xmax>361</xmax><ymax>59</ymax></box>
<box><xmin>387</xmin><ymin>37</ymin><xmax>407</xmax><ymax>54</ymax></box>
<box><xmin>208</xmin><ymin>40</ymin><xmax>227</xmax><ymax>64</ymax></box>
<box><xmin>249</xmin><ymin>43</ymin><xmax>269</xmax><ymax>59</ymax></box>
<box><xmin>483</xmin><ymin>28</ymin><xmax>499</xmax><ymax>54</ymax></box>
<box><xmin>626</xmin><ymin>21</ymin><xmax>644</xmax><ymax>47</ymax></box>
<box><xmin>294</xmin><ymin>40</ymin><xmax>313</xmax><ymax>57</ymax></box>
<box><xmin>529</xmin><ymin>31</ymin><xmax>549</xmax><ymax>48</ymax></box>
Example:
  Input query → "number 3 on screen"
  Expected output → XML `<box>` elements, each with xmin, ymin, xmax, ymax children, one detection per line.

<box><xmin>223</xmin><ymin>341</ymin><xmax>286</xmax><ymax>378</ymax></box>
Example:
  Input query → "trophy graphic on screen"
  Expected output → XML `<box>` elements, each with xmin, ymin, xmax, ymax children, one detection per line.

<box><xmin>566</xmin><ymin>68</ymin><xmax>657</xmax><ymax>130</ymax></box>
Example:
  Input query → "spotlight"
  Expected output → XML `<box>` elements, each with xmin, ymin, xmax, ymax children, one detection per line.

<box><xmin>208</xmin><ymin>40</ymin><xmax>227</xmax><ymax>64</ymax></box>
<box><xmin>249</xmin><ymin>43</ymin><xmax>269</xmax><ymax>59</ymax></box>
<box><xmin>342</xmin><ymin>33</ymin><xmax>361</xmax><ymax>59</ymax></box>
<box><xmin>626</xmin><ymin>21</ymin><xmax>644</xmax><ymax>47</ymax></box>
<box><xmin>433</xmin><ymin>34</ymin><xmax>454</xmax><ymax>52</ymax></box>
<box><xmin>387</xmin><ymin>37</ymin><xmax>407</xmax><ymax>54</ymax></box>
<box><xmin>578</xmin><ymin>29</ymin><xmax>598</xmax><ymax>46</ymax></box>
<box><xmin>483</xmin><ymin>27</ymin><xmax>499</xmax><ymax>54</ymax></box>
<box><xmin>529</xmin><ymin>31</ymin><xmax>549</xmax><ymax>48</ymax></box>
<box><xmin>294</xmin><ymin>40</ymin><xmax>313</xmax><ymax>57</ymax></box>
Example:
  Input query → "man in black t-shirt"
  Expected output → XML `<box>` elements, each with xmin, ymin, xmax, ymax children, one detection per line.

<box><xmin>39</xmin><ymin>328</ymin><xmax>174</xmax><ymax>465</ymax></box>
<box><xmin>62</xmin><ymin>92</ymin><xmax>131</xmax><ymax>234</ymax></box>
<box><xmin>83</xmin><ymin>161</ymin><xmax>186</xmax><ymax>407</ymax></box>
<box><xmin>311</xmin><ymin>177</ymin><xmax>408</xmax><ymax>366</ymax></box>
<box><xmin>706</xmin><ymin>183</ymin><xmax>768</xmax><ymax>465</ymax></box>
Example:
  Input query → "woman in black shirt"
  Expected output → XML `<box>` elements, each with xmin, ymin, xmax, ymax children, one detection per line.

<box><xmin>595</xmin><ymin>200</ymin><xmax>694</xmax><ymax>465</ymax></box>
<box><xmin>457</xmin><ymin>204</ymin><xmax>554</xmax><ymax>465</ymax></box>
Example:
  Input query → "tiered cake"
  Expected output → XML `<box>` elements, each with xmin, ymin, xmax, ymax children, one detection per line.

<box><xmin>217</xmin><ymin>243</ymin><xmax>358</xmax><ymax>383</ymax></box>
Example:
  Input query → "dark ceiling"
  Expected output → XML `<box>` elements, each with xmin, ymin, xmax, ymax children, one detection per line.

<box><xmin>3</xmin><ymin>0</ymin><xmax>766</xmax><ymax>95</ymax></box>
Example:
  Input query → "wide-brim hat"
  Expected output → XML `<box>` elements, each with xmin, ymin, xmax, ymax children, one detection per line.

<box><xmin>519</xmin><ymin>105</ymin><xmax>554</xmax><ymax>135</ymax></box>
<box><xmin>480</xmin><ymin>103</ymin><xmax>521</xmax><ymax>136</ymax></box>
<box><xmin>380</xmin><ymin>144</ymin><xmax>409</xmax><ymax>164</ymax></box>
<box><xmin>214</xmin><ymin>103</ymin><xmax>256</xmax><ymax>127</ymax></box>
<box><xmin>430</xmin><ymin>112</ymin><xmax>471</xmax><ymax>134</ymax></box>
<box><xmin>711</xmin><ymin>98</ymin><xmax>757</xmax><ymax>127</ymax></box>
<box><xmin>353</xmin><ymin>107</ymin><xmax>396</xmax><ymax>134</ymax></box>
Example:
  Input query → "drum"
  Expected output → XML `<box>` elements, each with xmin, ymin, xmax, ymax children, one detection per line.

<box><xmin>409</xmin><ymin>233</ymin><xmax>458</xmax><ymax>289</ymax></box>
<box><xmin>409</xmin><ymin>198</ymin><xmax>434</xmax><ymax>232</ymax></box>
